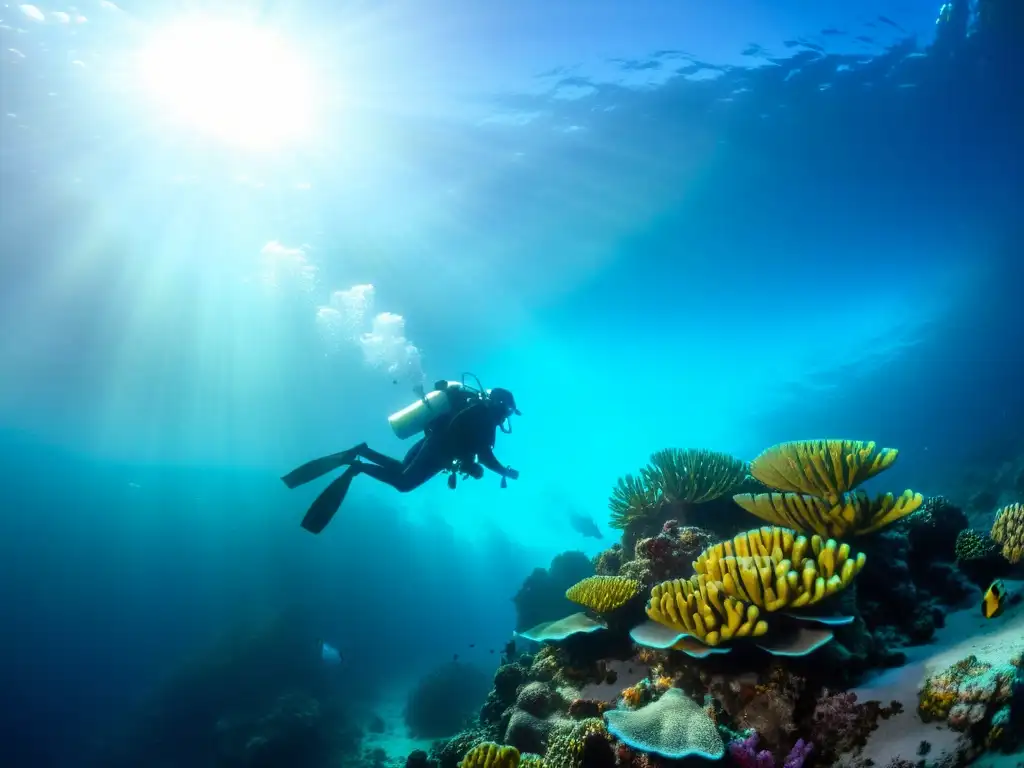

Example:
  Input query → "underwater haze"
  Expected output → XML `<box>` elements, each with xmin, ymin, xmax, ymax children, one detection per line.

<box><xmin>1</xmin><ymin>0</ymin><xmax>1023</xmax><ymax>766</ymax></box>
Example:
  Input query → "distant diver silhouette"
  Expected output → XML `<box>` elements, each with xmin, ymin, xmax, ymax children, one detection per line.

<box><xmin>281</xmin><ymin>374</ymin><xmax>520</xmax><ymax>534</ymax></box>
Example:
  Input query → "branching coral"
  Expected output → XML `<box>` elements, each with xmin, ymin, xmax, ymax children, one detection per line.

<box><xmin>734</xmin><ymin>440</ymin><xmax>923</xmax><ymax>537</ymax></box>
<box><xmin>565</xmin><ymin>576</ymin><xmax>641</xmax><ymax>614</ymax></box>
<box><xmin>693</xmin><ymin>526</ymin><xmax>866</xmax><ymax>611</ymax></box>
<box><xmin>609</xmin><ymin>449</ymin><xmax>747</xmax><ymax>532</ymax></box>
<box><xmin>990</xmin><ymin>502</ymin><xmax>1024</xmax><ymax>563</ymax></box>
<box><xmin>647</xmin><ymin>575</ymin><xmax>768</xmax><ymax>647</ymax></box>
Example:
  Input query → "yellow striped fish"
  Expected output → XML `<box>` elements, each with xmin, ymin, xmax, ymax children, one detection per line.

<box><xmin>982</xmin><ymin>580</ymin><xmax>1007</xmax><ymax>619</ymax></box>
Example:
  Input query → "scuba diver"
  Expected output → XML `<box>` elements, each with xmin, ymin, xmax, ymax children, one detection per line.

<box><xmin>281</xmin><ymin>375</ymin><xmax>520</xmax><ymax>534</ymax></box>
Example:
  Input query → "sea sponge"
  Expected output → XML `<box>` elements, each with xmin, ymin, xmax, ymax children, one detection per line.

<box><xmin>733</xmin><ymin>488</ymin><xmax>923</xmax><ymax>538</ymax></box>
<box><xmin>565</xmin><ymin>576</ymin><xmax>642</xmax><ymax>614</ymax></box>
<box><xmin>604</xmin><ymin>688</ymin><xmax>725</xmax><ymax>760</ymax></box>
<box><xmin>747</xmin><ymin>440</ymin><xmax>898</xmax><ymax>503</ymax></box>
<box><xmin>990</xmin><ymin>502</ymin><xmax>1024</xmax><ymax>563</ymax></box>
<box><xmin>646</xmin><ymin>575</ymin><xmax>767</xmax><ymax>646</ymax></box>
<box><xmin>459</xmin><ymin>743</ymin><xmax>521</xmax><ymax>768</ymax></box>
<box><xmin>693</xmin><ymin>526</ymin><xmax>866</xmax><ymax>611</ymax></box>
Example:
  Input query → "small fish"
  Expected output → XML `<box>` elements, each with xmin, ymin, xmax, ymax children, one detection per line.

<box><xmin>320</xmin><ymin>640</ymin><xmax>342</xmax><ymax>665</ymax></box>
<box><xmin>453</xmin><ymin>653</ymin><xmax>459</xmax><ymax>662</ymax></box>
<box><xmin>982</xmin><ymin>580</ymin><xmax>1006</xmax><ymax>619</ymax></box>
<box><xmin>569</xmin><ymin>511</ymin><xmax>603</xmax><ymax>540</ymax></box>
<box><xmin>468</xmin><ymin>643</ymin><xmax>475</xmax><ymax>648</ymax></box>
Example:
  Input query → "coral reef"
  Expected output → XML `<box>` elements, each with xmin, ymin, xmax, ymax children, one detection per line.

<box><xmin>733</xmin><ymin>439</ymin><xmax>923</xmax><ymax>538</ymax></box>
<box><xmin>616</xmin><ymin>519</ymin><xmax>716</xmax><ymax>587</ymax></box>
<box><xmin>405</xmin><ymin>660</ymin><xmax>493</xmax><ymax>739</ymax></box>
<box><xmin>514</xmin><ymin>552</ymin><xmax>594</xmax><ymax>632</ymax></box>
<box><xmin>991</xmin><ymin>501</ymin><xmax>1024</xmax><ymax>563</ymax></box>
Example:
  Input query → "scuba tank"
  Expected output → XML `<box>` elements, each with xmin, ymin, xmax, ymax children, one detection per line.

<box><xmin>387</xmin><ymin>373</ymin><xmax>486</xmax><ymax>440</ymax></box>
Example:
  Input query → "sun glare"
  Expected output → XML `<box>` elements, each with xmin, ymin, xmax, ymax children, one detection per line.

<box><xmin>137</xmin><ymin>17</ymin><xmax>315</xmax><ymax>149</ymax></box>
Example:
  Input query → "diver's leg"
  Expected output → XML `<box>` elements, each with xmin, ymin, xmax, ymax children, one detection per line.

<box><xmin>282</xmin><ymin>446</ymin><xmax>364</xmax><ymax>489</ymax></box>
<box><xmin>300</xmin><ymin>466</ymin><xmax>359</xmax><ymax>534</ymax></box>
<box><xmin>358</xmin><ymin>436</ymin><xmax>447</xmax><ymax>492</ymax></box>
<box><xmin>354</xmin><ymin>442</ymin><xmax>412</xmax><ymax>473</ymax></box>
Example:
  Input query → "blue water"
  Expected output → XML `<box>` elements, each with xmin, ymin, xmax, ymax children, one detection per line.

<box><xmin>1</xmin><ymin>0</ymin><xmax>1022</xmax><ymax>765</ymax></box>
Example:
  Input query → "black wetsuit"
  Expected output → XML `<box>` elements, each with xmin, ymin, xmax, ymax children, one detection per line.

<box><xmin>282</xmin><ymin>399</ymin><xmax>511</xmax><ymax>534</ymax></box>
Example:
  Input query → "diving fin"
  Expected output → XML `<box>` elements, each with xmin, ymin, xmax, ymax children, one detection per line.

<box><xmin>300</xmin><ymin>466</ymin><xmax>357</xmax><ymax>534</ymax></box>
<box><xmin>281</xmin><ymin>450</ymin><xmax>356</xmax><ymax>489</ymax></box>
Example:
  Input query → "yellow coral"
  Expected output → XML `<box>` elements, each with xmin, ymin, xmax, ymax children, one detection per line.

<box><xmin>460</xmin><ymin>743</ymin><xmax>520</xmax><ymax>768</ymax></box>
<box><xmin>991</xmin><ymin>503</ymin><xmax>1024</xmax><ymax>564</ymax></box>
<box><xmin>646</xmin><ymin>574</ymin><xmax>768</xmax><ymax>646</ymax></box>
<box><xmin>732</xmin><ymin>489</ymin><xmax>923</xmax><ymax>538</ymax></box>
<box><xmin>693</xmin><ymin>526</ymin><xmax>866</xmax><ymax>610</ymax></box>
<box><xmin>565</xmin><ymin>576</ymin><xmax>642</xmax><ymax>614</ymax></box>
<box><xmin>546</xmin><ymin>718</ymin><xmax>609</xmax><ymax>768</ymax></box>
<box><xmin>748</xmin><ymin>440</ymin><xmax>898</xmax><ymax>503</ymax></box>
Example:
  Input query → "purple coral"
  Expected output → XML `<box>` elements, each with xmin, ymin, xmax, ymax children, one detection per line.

<box><xmin>727</xmin><ymin>732</ymin><xmax>774</xmax><ymax>768</ymax></box>
<box><xmin>727</xmin><ymin>733</ymin><xmax>813</xmax><ymax>768</ymax></box>
<box><xmin>783</xmin><ymin>739</ymin><xmax>813</xmax><ymax>768</ymax></box>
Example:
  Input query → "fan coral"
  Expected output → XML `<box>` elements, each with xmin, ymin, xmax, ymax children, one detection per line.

<box><xmin>734</xmin><ymin>440</ymin><xmax>922</xmax><ymax>537</ymax></box>
<box><xmin>647</xmin><ymin>575</ymin><xmax>768</xmax><ymax>646</ymax></box>
<box><xmin>990</xmin><ymin>502</ymin><xmax>1024</xmax><ymax>563</ymax></box>
<box><xmin>604</xmin><ymin>688</ymin><xmax>725</xmax><ymax>760</ymax></box>
<box><xmin>693</xmin><ymin>526</ymin><xmax>865</xmax><ymax>611</ymax></box>
<box><xmin>565</xmin><ymin>576</ymin><xmax>642</xmax><ymax>614</ymax></box>
<box><xmin>609</xmin><ymin>449</ymin><xmax>747</xmax><ymax>531</ymax></box>
<box><xmin>748</xmin><ymin>440</ymin><xmax>898</xmax><ymax>502</ymax></box>
<box><xmin>459</xmin><ymin>742</ymin><xmax>520</xmax><ymax>768</ymax></box>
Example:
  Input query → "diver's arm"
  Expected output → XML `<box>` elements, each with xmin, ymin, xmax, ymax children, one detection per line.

<box><xmin>479</xmin><ymin>447</ymin><xmax>517</xmax><ymax>479</ymax></box>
